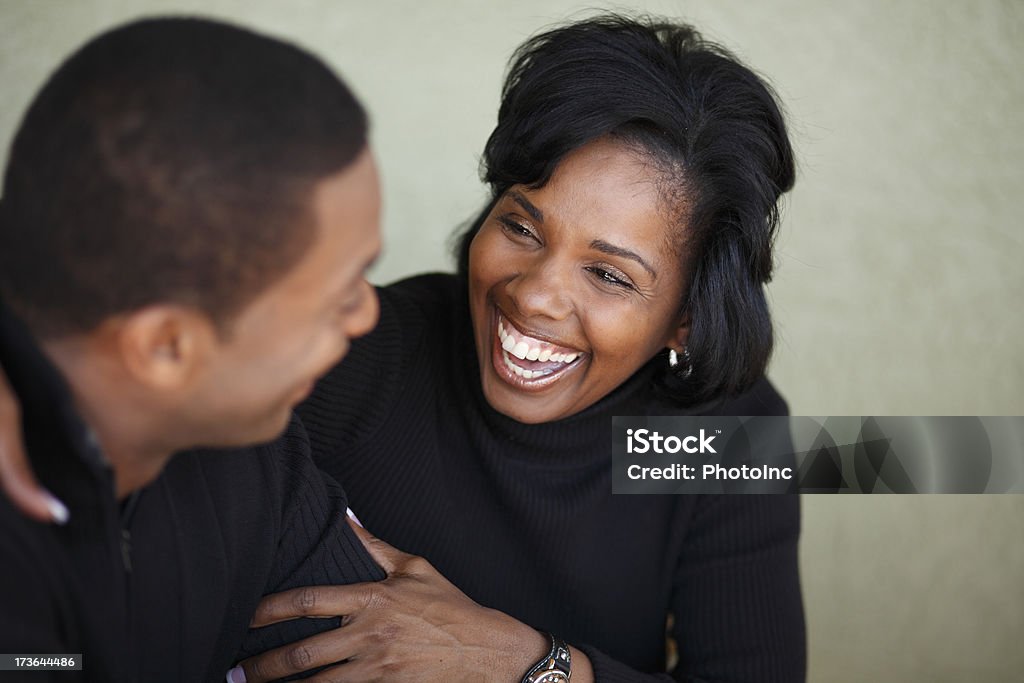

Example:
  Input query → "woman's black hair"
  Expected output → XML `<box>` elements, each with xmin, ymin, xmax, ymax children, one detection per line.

<box><xmin>454</xmin><ymin>14</ymin><xmax>795</xmax><ymax>404</ymax></box>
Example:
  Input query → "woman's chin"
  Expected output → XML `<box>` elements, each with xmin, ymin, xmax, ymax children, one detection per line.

<box><xmin>479</xmin><ymin>364</ymin><xmax>582</xmax><ymax>425</ymax></box>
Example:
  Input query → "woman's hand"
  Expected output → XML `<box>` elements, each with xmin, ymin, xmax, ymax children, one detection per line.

<box><xmin>234</xmin><ymin>520</ymin><xmax>589</xmax><ymax>683</ymax></box>
<box><xmin>0</xmin><ymin>366</ymin><xmax>68</xmax><ymax>524</ymax></box>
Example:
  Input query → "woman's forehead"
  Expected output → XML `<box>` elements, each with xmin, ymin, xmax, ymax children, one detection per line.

<box><xmin>516</xmin><ymin>139</ymin><xmax>684</xmax><ymax>260</ymax></box>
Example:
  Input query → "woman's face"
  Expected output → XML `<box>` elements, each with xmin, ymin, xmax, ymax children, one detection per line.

<box><xmin>468</xmin><ymin>137</ymin><xmax>690</xmax><ymax>424</ymax></box>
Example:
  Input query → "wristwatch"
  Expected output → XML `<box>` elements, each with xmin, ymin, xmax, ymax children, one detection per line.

<box><xmin>520</xmin><ymin>633</ymin><xmax>571</xmax><ymax>683</ymax></box>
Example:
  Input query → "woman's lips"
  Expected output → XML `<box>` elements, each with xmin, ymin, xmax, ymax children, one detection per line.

<box><xmin>491</xmin><ymin>310</ymin><xmax>584</xmax><ymax>389</ymax></box>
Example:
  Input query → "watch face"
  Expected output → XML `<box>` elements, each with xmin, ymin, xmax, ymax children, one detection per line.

<box><xmin>532</xmin><ymin>673</ymin><xmax>570</xmax><ymax>683</ymax></box>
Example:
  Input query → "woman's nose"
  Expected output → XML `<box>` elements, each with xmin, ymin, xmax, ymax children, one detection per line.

<box><xmin>506</xmin><ymin>257</ymin><xmax>573</xmax><ymax>322</ymax></box>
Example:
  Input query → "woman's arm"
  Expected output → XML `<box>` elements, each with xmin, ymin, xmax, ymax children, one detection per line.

<box><xmin>236</xmin><ymin>494</ymin><xmax>804</xmax><ymax>683</ymax></box>
<box><xmin>0</xmin><ymin>367</ymin><xmax>68</xmax><ymax>524</ymax></box>
<box><xmin>237</xmin><ymin>520</ymin><xmax>598</xmax><ymax>683</ymax></box>
<box><xmin>668</xmin><ymin>495</ymin><xmax>806</xmax><ymax>682</ymax></box>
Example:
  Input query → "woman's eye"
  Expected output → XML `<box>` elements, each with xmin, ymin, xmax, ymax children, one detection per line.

<box><xmin>498</xmin><ymin>217</ymin><xmax>536</xmax><ymax>240</ymax></box>
<box><xmin>587</xmin><ymin>266</ymin><xmax>635</xmax><ymax>291</ymax></box>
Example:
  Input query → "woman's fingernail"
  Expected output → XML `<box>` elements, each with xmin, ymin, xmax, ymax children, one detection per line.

<box><xmin>225</xmin><ymin>666</ymin><xmax>246</xmax><ymax>683</ymax></box>
<box><xmin>45</xmin><ymin>491</ymin><xmax>69</xmax><ymax>525</ymax></box>
<box><xmin>345</xmin><ymin>507</ymin><xmax>363</xmax><ymax>528</ymax></box>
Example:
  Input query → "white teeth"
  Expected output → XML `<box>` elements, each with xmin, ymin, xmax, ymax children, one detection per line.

<box><xmin>502</xmin><ymin>351</ymin><xmax>554</xmax><ymax>380</ymax></box>
<box><xmin>511</xmin><ymin>341</ymin><xmax>530</xmax><ymax>360</ymax></box>
<box><xmin>496</xmin><ymin>314</ymin><xmax>582</xmax><ymax>368</ymax></box>
<box><xmin>504</xmin><ymin>352</ymin><xmax>524</xmax><ymax>377</ymax></box>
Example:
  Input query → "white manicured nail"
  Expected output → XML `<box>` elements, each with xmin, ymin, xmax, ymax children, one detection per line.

<box><xmin>46</xmin><ymin>491</ymin><xmax>69</xmax><ymax>525</ymax></box>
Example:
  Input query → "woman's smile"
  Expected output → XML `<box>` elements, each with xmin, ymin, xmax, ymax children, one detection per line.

<box><xmin>491</xmin><ymin>308</ymin><xmax>586</xmax><ymax>389</ymax></box>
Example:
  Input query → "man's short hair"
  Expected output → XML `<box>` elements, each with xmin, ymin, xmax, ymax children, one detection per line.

<box><xmin>0</xmin><ymin>17</ymin><xmax>368</xmax><ymax>337</ymax></box>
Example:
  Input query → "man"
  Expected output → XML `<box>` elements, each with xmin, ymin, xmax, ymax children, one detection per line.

<box><xmin>0</xmin><ymin>17</ymin><xmax>385</xmax><ymax>681</ymax></box>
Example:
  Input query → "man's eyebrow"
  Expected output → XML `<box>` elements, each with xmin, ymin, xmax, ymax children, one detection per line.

<box><xmin>506</xmin><ymin>190</ymin><xmax>544</xmax><ymax>223</ymax></box>
<box><xmin>589</xmin><ymin>239</ymin><xmax>657</xmax><ymax>279</ymax></box>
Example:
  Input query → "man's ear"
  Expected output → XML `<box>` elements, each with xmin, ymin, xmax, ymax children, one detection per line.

<box><xmin>114</xmin><ymin>306</ymin><xmax>219</xmax><ymax>391</ymax></box>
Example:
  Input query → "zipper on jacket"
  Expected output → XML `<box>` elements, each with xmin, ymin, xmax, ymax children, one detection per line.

<box><xmin>120</xmin><ymin>528</ymin><xmax>133</xmax><ymax>573</ymax></box>
<box><xmin>119</xmin><ymin>490</ymin><xmax>140</xmax><ymax>573</ymax></box>
<box><xmin>118</xmin><ymin>489</ymin><xmax>141</xmax><ymax>681</ymax></box>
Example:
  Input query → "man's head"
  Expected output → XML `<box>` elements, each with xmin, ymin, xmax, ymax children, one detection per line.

<box><xmin>0</xmin><ymin>17</ymin><xmax>381</xmax><ymax>459</ymax></box>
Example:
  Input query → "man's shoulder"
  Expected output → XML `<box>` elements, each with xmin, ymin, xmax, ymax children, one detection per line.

<box><xmin>0</xmin><ymin>492</ymin><xmax>128</xmax><ymax>680</ymax></box>
<box><xmin>128</xmin><ymin>414</ymin><xmax>374</xmax><ymax>679</ymax></box>
<box><xmin>159</xmin><ymin>414</ymin><xmax>317</xmax><ymax>521</ymax></box>
<box><xmin>0</xmin><ymin>496</ymin><xmax>66</xmax><ymax>603</ymax></box>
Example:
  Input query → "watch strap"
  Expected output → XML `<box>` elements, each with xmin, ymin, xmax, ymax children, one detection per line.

<box><xmin>520</xmin><ymin>632</ymin><xmax>571</xmax><ymax>683</ymax></box>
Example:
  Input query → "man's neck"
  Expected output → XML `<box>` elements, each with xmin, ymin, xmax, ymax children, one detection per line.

<box><xmin>42</xmin><ymin>337</ymin><xmax>175</xmax><ymax>500</ymax></box>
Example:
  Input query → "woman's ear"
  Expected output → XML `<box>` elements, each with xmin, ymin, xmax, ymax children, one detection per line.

<box><xmin>664</xmin><ymin>313</ymin><xmax>690</xmax><ymax>353</ymax></box>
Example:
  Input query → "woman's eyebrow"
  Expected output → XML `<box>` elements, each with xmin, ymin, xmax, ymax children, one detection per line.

<box><xmin>506</xmin><ymin>190</ymin><xmax>544</xmax><ymax>223</ymax></box>
<box><xmin>590</xmin><ymin>239</ymin><xmax>657</xmax><ymax>279</ymax></box>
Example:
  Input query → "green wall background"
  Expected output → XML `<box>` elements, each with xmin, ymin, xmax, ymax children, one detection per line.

<box><xmin>2</xmin><ymin>1</ymin><xmax>1022</xmax><ymax>680</ymax></box>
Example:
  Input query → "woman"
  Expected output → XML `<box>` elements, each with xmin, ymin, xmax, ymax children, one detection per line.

<box><xmin>1</xmin><ymin>14</ymin><xmax>803</xmax><ymax>682</ymax></box>
<box><xmin>243</xmin><ymin>14</ymin><xmax>802</xmax><ymax>682</ymax></box>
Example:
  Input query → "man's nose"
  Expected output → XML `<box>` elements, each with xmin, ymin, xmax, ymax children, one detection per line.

<box><xmin>345</xmin><ymin>280</ymin><xmax>379</xmax><ymax>339</ymax></box>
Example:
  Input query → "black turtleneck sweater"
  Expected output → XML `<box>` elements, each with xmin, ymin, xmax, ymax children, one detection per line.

<box><xmin>297</xmin><ymin>273</ymin><xmax>806</xmax><ymax>683</ymax></box>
